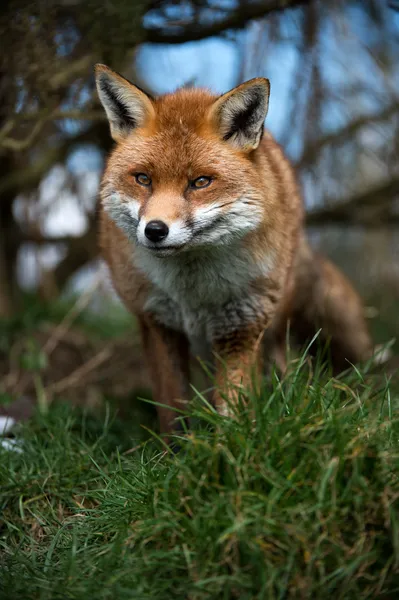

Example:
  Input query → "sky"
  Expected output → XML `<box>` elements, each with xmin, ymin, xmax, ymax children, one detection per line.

<box><xmin>134</xmin><ymin>33</ymin><xmax>299</xmax><ymax>145</ymax></box>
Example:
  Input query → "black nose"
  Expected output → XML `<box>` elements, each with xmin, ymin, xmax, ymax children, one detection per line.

<box><xmin>144</xmin><ymin>220</ymin><xmax>169</xmax><ymax>243</ymax></box>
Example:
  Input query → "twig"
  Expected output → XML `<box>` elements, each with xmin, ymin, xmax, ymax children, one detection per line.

<box><xmin>1</xmin><ymin>120</ymin><xmax>47</xmax><ymax>152</ymax></box>
<box><xmin>43</xmin><ymin>276</ymin><xmax>101</xmax><ymax>356</ymax></box>
<box><xmin>1</xmin><ymin>276</ymin><xmax>101</xmax><ymax>395</ymax></box>
<box><xmin>46</xmin><ymin>346</ymin><xmax>113</xmax><ymax>395</ymax></box>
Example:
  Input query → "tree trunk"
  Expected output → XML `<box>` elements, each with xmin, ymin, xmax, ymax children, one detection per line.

<box><xmin>0</xmin><ymin>233</ymin><xmax>13</xmax><ymax>317</ymax></box>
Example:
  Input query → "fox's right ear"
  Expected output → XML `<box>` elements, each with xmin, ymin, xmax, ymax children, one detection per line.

<box><xmin>208</xmin><ymin>78</ymin><xmax>270</xmax><ymax>152</ymax></box>
<box><xmin>95</xmin><ymin>64</ymin><xmax>154</xmax><ymax>141</ymax></box>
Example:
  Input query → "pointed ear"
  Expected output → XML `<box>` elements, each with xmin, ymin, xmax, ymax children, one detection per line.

<box><xmin>208</xmin><ymin>78</ymin><xmax>270</xmax><ymax>151</ymax></box>
<box><xmin>94</xmin><ymin>64</ymin><xmax>155</xmax><ymax>141</ymax></box>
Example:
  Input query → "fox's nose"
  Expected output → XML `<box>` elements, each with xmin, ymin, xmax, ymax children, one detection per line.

<box><xmin>144</xmin><ymin>220</ymin><xmax>169</xmax><ymax>243</ymax></box>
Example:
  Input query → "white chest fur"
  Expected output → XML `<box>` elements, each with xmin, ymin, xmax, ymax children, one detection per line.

<box><xmin>134</xmin><ymin>244</ymin><xmax>273</xmax><ymax>341</ymax></box>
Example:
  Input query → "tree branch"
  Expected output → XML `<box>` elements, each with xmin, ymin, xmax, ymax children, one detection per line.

<box><xmin>48</xmin><ymin>54</ymin><xmax>94</xmax><ymax>90</ymax></box>
<box><xmin>306</xmin><ymin>177</ymin><xmax>399</xmax><ymax>226</ymax></box>
<box><xmin>0</xmin><ymin>110</ymin><xmax>106</xmax><ymax>152</ymax></box>
<box><xmin>4</xmin><ymin>108</ymin><xmax>106</xmax><ymax>124</ymax></box>
<box><xmin>0</xmin><ymin>119</ymin><xmax>48</xmax><ymax>151</ymax></box>
<box><xmin>19</xmin><ymin>231</ymin><xmax>92</xmax><ymax>246</ymax></box>
<box><xmin>0</xmin><ymin>121</ymin><xmax>111</xmax><ymax>196</ymax></box>
<box><xmin>145</xmin><ymin>0</ymin><xmax>309</xmax><ymax>44</ymax></box>
<box><xmin>297</xmin><ymin>102</ymin><xmax>399</xmax><ymax>168</ymax></box>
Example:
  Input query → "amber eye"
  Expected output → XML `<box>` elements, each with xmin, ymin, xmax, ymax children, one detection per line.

<box><xmin>135</xmin><ymin>173</ymin><xmax>151</xmax><ymax>186</ymax></box>
<box><xmin>191</xmin><ymin>176</ymin><xmax>212</xmax><ymax>189</ymax></box>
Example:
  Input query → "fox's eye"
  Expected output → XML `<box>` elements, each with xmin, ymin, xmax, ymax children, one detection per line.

<box><xmin>135</xmin><ymin>173</ymin><xmax>151</xmax><ymax>186</ymax></box>
<box><xmin>191</xmin><ymin>176</ymin><xmax>212</xmax><ymax>189</ymax></box>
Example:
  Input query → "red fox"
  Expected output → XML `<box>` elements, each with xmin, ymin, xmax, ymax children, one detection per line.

<box><xmin>95</xmin><ymin>64</ymin><xmax>374</xmax><ymax>434</ymax></box>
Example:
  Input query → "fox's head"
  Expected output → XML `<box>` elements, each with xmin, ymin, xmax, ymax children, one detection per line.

<box><xmin>95</xmin><ymin>64</ymin><xmax>270</xmax><ymax>256</ymax></box>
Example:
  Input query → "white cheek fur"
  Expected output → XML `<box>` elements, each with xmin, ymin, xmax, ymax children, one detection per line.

<box><xmin>127</xmin><ymin>200</ymin><xmax>140</xmax><ymax>222</ymax></box>
<box><xmin>191</xmin><ymin>196</ymin><xmax>263</xmax><ymax>245</ymax></box>
<box><xmin>167</xmin><ymin>220</ymin><xmax>192</xmax><ymax>246</ymax></box>
<box><xmin>102</xmin><ymin>192</ymin><xmax>140</xmax><ymax>241</ymax></box>
<box><xmin>137</xmin><ymin>218</ymin><xmax>147</xmax><ymax>243</ymax></box>
<box><xmin>192</xmin><ymin>203</ymin><xmax>223</xmax><ymax>230</ymax></box>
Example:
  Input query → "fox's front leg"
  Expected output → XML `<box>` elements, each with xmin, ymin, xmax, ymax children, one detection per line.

<box><xmin>212</xmin><ymin>326</ymin><xmax>265</xmax><ymax>417</ymax></box>
<box><xmin>139</xmin><ymin>316</ymin><xmax>190</xmax><ymax>436</ymax></box>
<box><xmin>210</xmin><ymin>281</ymin><xmax>289</xmax><ymax>416</ymax></box>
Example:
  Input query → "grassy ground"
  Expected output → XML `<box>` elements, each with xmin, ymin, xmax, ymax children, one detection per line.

<box><xmin>1</xmin><ymin>296</ymin><xmax>399</xmax><ymax>599</ymax></box>
<box><xmin>1</xmin><ymin>332</ymin><xmax>399</xmax><ymax>599</ymax></box>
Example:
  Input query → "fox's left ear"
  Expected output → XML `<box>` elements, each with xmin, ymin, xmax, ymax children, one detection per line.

<box><xmin>95</xmin><ymin>64</ymin><xmax>154</xmax><ymax>142</ymax></box>
<box><xmin>208</xmin><ymin>78</ymin><xmax>270</xmax><ymax>152</ymax></box>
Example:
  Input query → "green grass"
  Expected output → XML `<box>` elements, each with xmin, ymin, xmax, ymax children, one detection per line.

<box><xmin>1</xmin><ymin>355</ymin><xmax>399</xmax><ymax>599</ymax></box>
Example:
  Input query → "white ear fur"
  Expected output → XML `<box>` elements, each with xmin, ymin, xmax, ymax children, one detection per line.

<box><xmin>95</xmin><ymin>64</ymin><xmax>154</xmax><ymax>141</ymax></box>
<box><xmin>211</xmin><ymin>78</ymin><xmax>270</xmax><ymax>151</ymax></box>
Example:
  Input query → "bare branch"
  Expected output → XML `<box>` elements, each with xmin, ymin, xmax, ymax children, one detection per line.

<box><xmin>297</xmin><ymin>102</ymin><xmax>399</xmax><ymax>168</ymax></box>
<box><xmin>306</xmin><ymin>177</ymin><xmax>399</xmax><ymax>226</ymax></box>
<box><xmin>48</xmin><ymin>55</ymin><xmax>94</xmax><ymax>90</ymax></box>
<box><xmin>19</xmin><ymin>231</ymin><xmax>90</xmax><ymax>246</ymax></box>
<box><xmin>145</xmin><ymin>0</ymin><xmax>309</xmax><ymax>44</ymax></box>
<box><xmin>0</xmin><ymin>107</ymin><xmax>106</xmax><ymax>152</ymax></box>
<box><xmin>0</xmin><ymin>122</ymin><xmax>110</xmax><ymax>195</ymax></box>
<box><xmin>0</xmin><ymin>119</ymin><xmax>47</xmax><ymax>151</ymax></box>
<box><xmin>6</xmin><ymin>109</ymin><xmax>106</xmax><ymax>123</ymax></box>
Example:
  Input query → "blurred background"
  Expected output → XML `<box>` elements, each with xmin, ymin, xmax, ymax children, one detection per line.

<box><xmin>0</xmin><ymin>0</ymin><xmax>398</xmax><ymax>418</ymax></box>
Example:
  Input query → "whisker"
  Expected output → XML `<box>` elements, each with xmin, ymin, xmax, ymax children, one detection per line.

<box><xmin>196</xmin><ymin>201</ymin><xmax>236</xmax><ymax>215</ymax></box>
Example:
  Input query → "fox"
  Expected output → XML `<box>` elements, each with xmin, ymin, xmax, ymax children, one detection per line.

<box><xmin>94</xmin><ymin>64</ymin><xmax>374</xmax><ymax>435</ymax></box>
